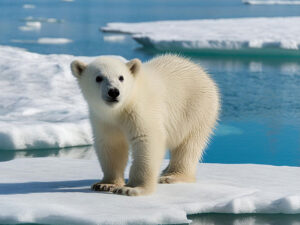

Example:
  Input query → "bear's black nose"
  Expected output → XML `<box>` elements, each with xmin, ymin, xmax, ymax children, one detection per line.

<box><xmin>108</xmin><ymin>88</ymin><xmax>120</xmax><ymax>98</ymax></box>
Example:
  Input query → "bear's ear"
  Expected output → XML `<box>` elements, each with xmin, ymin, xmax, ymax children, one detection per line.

<box><xmin>71</xmin><ymin>60</ymin><xmax>87</xmax><ymax>78</ymax></box>
<box><xmin>126</xmin><ymin>58</ymin><xmax>141</xmax><ymax>76</ymax></box>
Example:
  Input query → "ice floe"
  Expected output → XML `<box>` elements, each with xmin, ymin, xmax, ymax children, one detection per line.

<box><xmin>0</xmin><ymin>158</ymin><xmax>299</xmax><ymax>224</ymax></box>
<box><xmin>22</xmin><ymin>4</ymin><xmax>36</xmax><ymax>9</ymax></box>
<box><xmin>11</xmin><ymin>38</ymin><xmax>73</xmax><ymax>44</ymax></box>
<box><xmin>22</xmin><ymin>16</ymin><xmax>64</xmax><ymax>23</ymax></box>
<box><xmin>243</xmin><ymin>0</ymin><xmax>300</xmax><ymax>4</ymax></box>
<box><xmin>103</xmin><ymin>34</ymin><xmax>127</xmax><ymax>43</ymax></box>
<box><xmin>37</xmin><ymin>38</ymin><xmax>73</xmax><ymax>44</ymax></box>
<box><xmin>102</xmin><ymin>17</ymin><xmax>300</xmax><ymax>53</ymax></box>
<box><xmin>0</xmin><ymin>46</ymin><xmax>95</xmax><ymax>150</ymax></box>
<box><xmin>18</xmin><ymin>22</ymin><xmax>41</xmax><ymax>32</ymax></box>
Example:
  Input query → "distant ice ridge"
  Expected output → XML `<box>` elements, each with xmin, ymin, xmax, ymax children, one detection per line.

<box><xmin>37</xmin><ymin>38</ymin><xmax>73</xmax><ymax>44</ymax></box>
<box><xmin>0</xmin><ymin>158</ymin><xmax>299</xmax><ymax>225</ymax></box>
<box><xmin>243</xmin><ymin>0</ymin><xmax>300</xmax><ymax>4</ymax></box>
<box><xmin>102</xmin><ymin>17</ymin><xmax>300</xmax><ymax>53</ymax></box>
<box><xmin>22</xmin><ymin>16</ymin><xmax>64</xmax><ymax>23</ymax></box>
<box><xmin>11</xmin><ymin>38</ymin><xmax>73</xmax><ymax>44</ymax></box>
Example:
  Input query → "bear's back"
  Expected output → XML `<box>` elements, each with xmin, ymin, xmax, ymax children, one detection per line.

<box><xmin>144</xmin><ymin>54</ymin><xmax>220</xmax><ymax>149</ymax></box>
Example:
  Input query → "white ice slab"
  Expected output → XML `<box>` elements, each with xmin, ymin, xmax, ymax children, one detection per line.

<box><xmin>102</xmin><ymin>17</ymin><xmax>300</xmax><ymax>52</ymax></box>
<box><xmin>0</xmin><ymin>46</ymin><xmax>124</xmax><ymax>150</ymax></box>
<box><xmin>0</xmin><ymin>158</ymin><xmax>299</xmax><ymax>225</ymax></box>
<box><xmin>0</xmin><ymin>46</ymin><xmax>91</xmax><ymax>150</ymax></box>
<box><xmin>103</xmin><ymin>35</ymin><xmax>127</xmax><ymax>43</ymax></box>
<box><xmin>37</xmin><ymin>38</ymin><xmax>73</xmax><ymax>44</ymax></box>
<box><xmin>19</xmin><ymin>22</ymin><xmax>41</xmax><ymax>32</ymax></box>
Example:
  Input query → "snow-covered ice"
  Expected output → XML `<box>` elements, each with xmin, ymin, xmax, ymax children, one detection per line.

<box><xmin>0</xmin><ymin>46</ymin><xmax>242</xmax><ymax>151</ymax></box>
<box><xmin>0</xmin><ymin>158</ymin><xmax>299</xmax><ymax>225</ymax></box>
<box><xmin>0</xmin><ymin>46</ymin><xmax>95</xmax><ymax>150</ymax></box>
<box><xmin>102</xmin><ymin>17</ymin><xmax>300</xmax><ymax>52</ymax></box>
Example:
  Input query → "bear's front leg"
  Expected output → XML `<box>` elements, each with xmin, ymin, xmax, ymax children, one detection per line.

<box><xmin>113</xmin><ymin>133</ymin><xmax>166</xmax><ymax>196</ymax></box>
<box><xmin>92</xmin><ymin>131</ymin><xmax>129</xmax><ymax>192</ymax></box>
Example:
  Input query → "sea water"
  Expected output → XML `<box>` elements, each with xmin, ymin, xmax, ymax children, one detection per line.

<box><xmin>0</xmin><ymin>0</ymin><xmax>300</xmax><ymax>224</ymax></box>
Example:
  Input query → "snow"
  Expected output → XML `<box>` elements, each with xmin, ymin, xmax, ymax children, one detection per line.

<box><xmin>0</xmin><ymin>46</ymin><xmax>95</xmax><ymax>150</ymax></box>
<box><xmin>0</xmin><ymin>158</ymin><xmax>299</xmax><ymax>225</ymax></box>
<box><xmin>243</xmin><ymin>0</ymin><xmax>300</xmax><ymax>4</ymax></box>
<box><xmin>102</xmin><ymin>17</ymin><xmax>300</xmax><ymax>52</ymax></box>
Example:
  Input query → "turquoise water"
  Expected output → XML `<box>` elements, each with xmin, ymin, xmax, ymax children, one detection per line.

<box><xmin>0</xmin><ymin>0</ymin><xmax>300</xmax><ymax>224</ymax></box>
<box><xmin>0</xmin><ymin>0</ymin><xmax>299</xmax><ymax>166</ymax></box>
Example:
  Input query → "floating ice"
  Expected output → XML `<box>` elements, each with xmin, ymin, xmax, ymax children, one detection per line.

<box><xmin>102</xmin><ymin>17</ymin><xmax>300</xmax><ymax>53</ymax></box>
<box><xmin>11</xmin><ymin>38</ymin><xmax>72</xmax><ymax>44</ymax></box>
<box><xmin>18</xmin><ymin>22</ymin><xmax>41</xmax><ymax>32</ymax></box>
<box><xmin>22</xmin><ymin>4</ymin><xmax>36</xmax><ymax>9</ymax></box>
<box><xmin>37</xmin><ymin>38</ymin><xmax>73</xmax><ymax>44</ymax></box>
<box><xmin>22</xmin><ymin>16</ymin><xmax>64</xmax><ymax>23</ymax></box>
<box><xmin>0</xmin><ymin>46</ymin><xmax>128</xmax><ymax>150</ymax></box>
<box><xmin>103</xmin><ymin>35</ymin><xmax>127</xmax><ymax>43</ymax></box>
<box><xmin>0</xmin><ymin>158</ymin><xmax>299</xmax><ymax>224</ymax></box>
<box><xmin>243</xmin><ymin>0</ymin><xmax>300</xmax><ymax>4</ymax></box>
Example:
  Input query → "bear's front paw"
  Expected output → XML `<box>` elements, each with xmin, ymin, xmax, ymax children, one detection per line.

<box><xmin>112</xmin><ymin>186</ymin><xmax>143</xmax><ymax>196</ymax></box>
<box><xmin>159</xmin><ymin>175</ymin><xmax>176</xmax><ymax>184</ymax></box>
<box><xmin>91</xmin><ymin>182</ymin><xmax>120</xmax><ymax>192</ymax></box>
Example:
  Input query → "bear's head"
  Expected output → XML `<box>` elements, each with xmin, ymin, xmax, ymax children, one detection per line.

<box><xmin>71</xmin><ymin>56</ymin><xmax>141</xmax><ymax>112</ymax></box>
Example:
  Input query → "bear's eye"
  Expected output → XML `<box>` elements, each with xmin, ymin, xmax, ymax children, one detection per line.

<box><xmin>95</xmin><ymin>76</ymin><xmax>103</xmax><ymax>83</ymax></box>
<box><xmin>119</xmin><ymin>75</ymin><xmax>124</xmax><ymax>82</ymax></box>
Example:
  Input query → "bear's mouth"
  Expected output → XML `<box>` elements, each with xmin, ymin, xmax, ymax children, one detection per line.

<box><xmin>105</xmin><ymin>98</ymin><xmax>119</xmax><ymax>104</ymax></box>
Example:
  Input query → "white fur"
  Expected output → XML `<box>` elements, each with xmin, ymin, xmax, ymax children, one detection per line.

<box><xmin>71</xmin><ymin>54</ymin><xmax>220</xmax><ymax>196</ymax></box>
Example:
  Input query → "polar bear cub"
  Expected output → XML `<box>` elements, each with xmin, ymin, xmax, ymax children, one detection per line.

<box><xmin>71</xmin><ymin>55</ymin><xmax>220</xmax><ymax>196</ymax></box>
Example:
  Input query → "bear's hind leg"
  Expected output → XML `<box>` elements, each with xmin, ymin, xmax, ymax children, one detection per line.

<box><xmin>160</xmin><ymin>132</ymin><xmax>209</xmax><ymax>184</ymax></box>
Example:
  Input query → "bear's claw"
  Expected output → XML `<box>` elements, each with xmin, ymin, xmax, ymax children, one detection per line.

<box><xmin>159</xmin><ymin>176</ymin><xmax>174</xmax><ymax>184</ymax></box>
<box><xmin>113</xmin><ymin>186</ymin><xmax>141</xmax><ymax>196</ymax></box>
<box><xmin>91</xmin><ymin>183</ymin><xmax>117</xmax><ymax>192</ymax></box>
